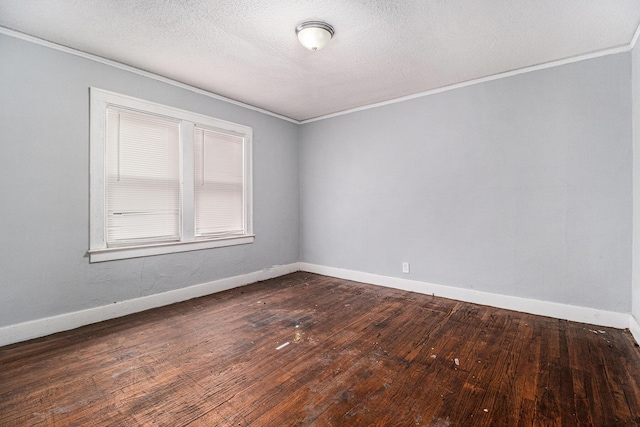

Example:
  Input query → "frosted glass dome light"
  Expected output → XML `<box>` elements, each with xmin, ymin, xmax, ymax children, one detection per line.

<box><xmin>296</xmin><ymin>21</ymin><xmax>335</xmax><ymax>51</ymax></box>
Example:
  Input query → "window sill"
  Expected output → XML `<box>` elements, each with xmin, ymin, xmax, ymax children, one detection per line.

<box><xmin>89</xmin><ymin>235</ymin><xmax>255</xmax><ymax>263</ymax></box>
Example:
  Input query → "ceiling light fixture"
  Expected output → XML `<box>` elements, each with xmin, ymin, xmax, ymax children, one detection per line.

<box><xmin>296</xmin><ymin>21</ymin><xmax>335</xmax><ymax>51</ymax></box>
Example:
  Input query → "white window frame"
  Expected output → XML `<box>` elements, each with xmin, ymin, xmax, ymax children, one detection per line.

<box><xmin>89</xmin><ymin>88</ymin><xmax>253</xmax><ymax>262</ymax></box>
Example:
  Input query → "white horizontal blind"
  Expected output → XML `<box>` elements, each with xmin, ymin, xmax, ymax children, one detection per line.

<box><xmin>105</xmin><ymin>108</ymin><xmax>181</xmax><ymax>246</ymax></box>
<box><xmin>194</xmin><ymin>127</ymin><xmax>244</xmax><ymax>237</ymax></box>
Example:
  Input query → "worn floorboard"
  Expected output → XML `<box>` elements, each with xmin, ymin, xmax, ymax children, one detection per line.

<box><xmin>1</xmin><ymin>272</ymin><xmax>640</xmax><ymax>426</ymax></box>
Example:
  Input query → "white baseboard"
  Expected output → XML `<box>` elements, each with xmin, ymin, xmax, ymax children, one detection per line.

<box><xmin>299</xmin><ymin>263</ymin><xmax>630</xmax><ymax>330</ymax></box>
<box><xmin>4</xmin><ymin>262</ymin><xmax>638</xmax><ymax>348</ymax></box>
<box><xmin>0</xmin><ymin>263</ymin><xmax>300</xmax><ymax>347</ymax></box>
<box><xmin>630</xmin><ymin>315</ymin><xmax>640</xmax><ymax>345</ymax></box>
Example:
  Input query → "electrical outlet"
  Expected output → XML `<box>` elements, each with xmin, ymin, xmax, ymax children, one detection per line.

<box><xmin>402</xmin><ymin>262</ymin><xmax>410</xmax><ymax>274</ymax></box>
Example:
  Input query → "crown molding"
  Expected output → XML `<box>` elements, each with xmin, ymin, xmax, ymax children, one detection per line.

<box><xmin>301</xmin><ymin>42</ymin><xmax>634</xmax><ymax>124</ymax></box>
<box><xmin>0</xmin><ymin>26</ymin><xmax>299</xmax><ymax>124</ymax></box>
<box><xmin>2</xmin><ymin>22</ymin><xmax>639</xmax><ymax>125</ymax></box>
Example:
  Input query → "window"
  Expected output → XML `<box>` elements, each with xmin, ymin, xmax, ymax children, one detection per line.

<box><xmin>89</xmin><ymin>88</ymin><xmax>253</xmax><ymax>262</ymax></box>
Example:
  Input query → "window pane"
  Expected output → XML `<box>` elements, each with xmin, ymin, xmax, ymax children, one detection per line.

<box><xmin>194</xmin><ymin>127</ymin><xmax>244</xmax><ymax>236</ymax></box>
<box><xmin>105</xmin><ymin>108</ymin><xmax>181</xmax><ymax>245</ymax></box>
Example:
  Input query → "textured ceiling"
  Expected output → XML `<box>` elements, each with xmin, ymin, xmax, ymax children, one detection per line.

<box><xmin>1</xmin><ymin>1</ymin><xmax>640</xmax><ymax>121</ymax></box>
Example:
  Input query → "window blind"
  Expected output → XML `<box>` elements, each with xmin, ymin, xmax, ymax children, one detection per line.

<box><xmin>105</xmin><ymin>108</ymin><xmax>181</xmax><ymax>245</ymax></box>
<box><xmin>194</xmin><ymin>127</ymin><xmax>244</xmax><ymax>237</ymax></box>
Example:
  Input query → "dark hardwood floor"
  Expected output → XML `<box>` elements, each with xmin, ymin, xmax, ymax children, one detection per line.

<box><xmin>2</xmin><ymin>272</ymin><xmax>640</xmax><ymax>426</ymax></box>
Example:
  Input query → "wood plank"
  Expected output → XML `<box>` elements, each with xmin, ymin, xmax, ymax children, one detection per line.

<box><xmin>2</xmin><ymin>272</ymin><xmax>640</xmax><ymax>426</ymax></box>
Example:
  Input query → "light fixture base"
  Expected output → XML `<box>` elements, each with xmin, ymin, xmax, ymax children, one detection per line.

<box><xmin>296</xmin><ymin>21</ymin><xmax>335</xmax><ymax>51</ymax></box>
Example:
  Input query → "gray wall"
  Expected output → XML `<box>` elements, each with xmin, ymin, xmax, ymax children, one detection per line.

<box><xmin>300</xmin><ymin>53</ymin><xmax>632</xmax><ymax>313</ymax></box>
<box><xmin>633</xmin><ymin>40</ymin><xmax>640</xmax><ymax>321</ymax></box>
<box><xmin>0</xmin><ymin>31</ymin><xmax>635</xmax><ymax>330</ymax></box>
<box><xmin>0</xmin><ymin>34</ymin><xmax>300</xmax><ymax>327</ymax></box>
